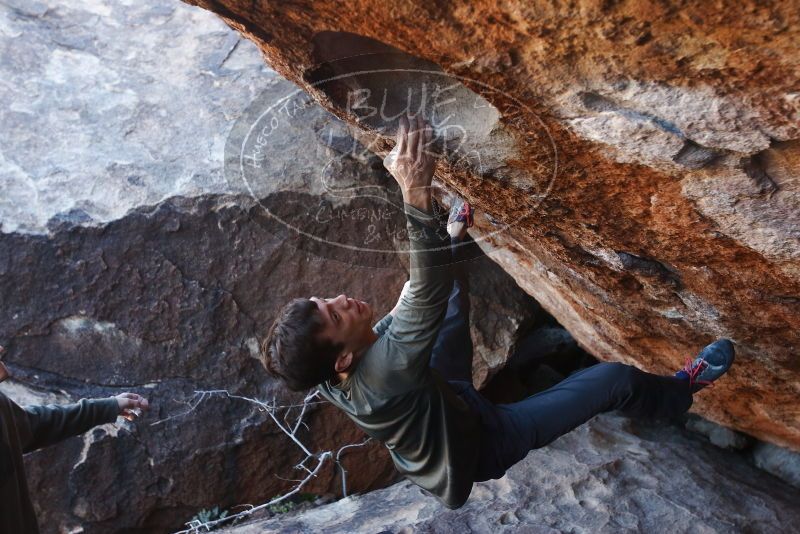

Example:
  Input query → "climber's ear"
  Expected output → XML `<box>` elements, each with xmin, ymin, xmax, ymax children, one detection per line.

<box><xmin>334</xmin><ymin>351</ymin><xmax>354</xmax><ymax>374</ymax></box>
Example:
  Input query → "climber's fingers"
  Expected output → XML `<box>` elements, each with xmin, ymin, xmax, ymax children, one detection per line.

<box><xmin>115</xmin><ymin>392</ymin><xmax>150</xmax><ymax>413</ymax></box>
<box><xmin>396</xmin><ymin>114</ymin><xmax>408</xmax><ymax>159</ymax></box>
<box><xmin>407</xmin><ymin>114</ymin><xmax>420</xmax><ymax>164</ymax></box>
<box><xmin>417</xmin><ymin>118</ymin><xmax>432</xmax><ymax>164</ymax></box>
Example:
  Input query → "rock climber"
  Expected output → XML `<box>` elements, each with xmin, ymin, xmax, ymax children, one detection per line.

<box><xmin>0</xmin><ymin>346</ymin><xmax>149</xmax><ymax>533</ymax></box>
<box><xmin>261</xmin><ymin>114</ymin><xmax>735</xmax><ymax>508</ymax></box>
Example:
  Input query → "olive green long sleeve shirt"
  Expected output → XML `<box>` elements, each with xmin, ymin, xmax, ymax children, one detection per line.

<box><xmin>318</xmin><ymin>204</ymin><xmax>481</xmax><ymax>509</ymax></box>
<box><xmin>0</xmin><ymin>391</ymin><xmax>119</xmax><ymax>534</ymax></box>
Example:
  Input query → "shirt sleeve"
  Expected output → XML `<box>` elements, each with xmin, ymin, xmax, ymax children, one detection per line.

<box><xmin>22</xmin><ymin>398</ymin><xmax>120</xmax><ymax>452</ymax></box>
<box><xmin>377</xmin><ymin>203</ymin><xmax>453</xmax><ymax>387</ymax></box>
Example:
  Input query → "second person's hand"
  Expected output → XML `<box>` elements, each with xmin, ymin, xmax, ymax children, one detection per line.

<box><xmin>115</xmin><ymin>392</ymin><xmax>149</xmax><ymax>421</ymax></box>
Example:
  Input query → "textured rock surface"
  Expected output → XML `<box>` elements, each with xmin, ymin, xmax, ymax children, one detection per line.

<box><xmin>224</xmin><ymin>413</ymin><xmax>800</xmax><ymax>534</ymax></box>
<box><xmin>0</xmin><ymin>0</ymin><xmax>267</xmax><ymax>234</ymax></box>
<box><xmin>0</xmin><ymin>1</ymin><xmax>542</xmax><ymax>531</ymax></box>
<box><xmin>753</xmin><ymin>442</ymin><xmax>800</xmax><ymax>488</ymax></box>
<box><xmin>3</xmin><ymin>0</ymin><xmax>799</xmax><ymax>531</ymax></box>
<box><xmin>685</xmin><ymin>414</ymin><xmax>754</xmax><ymax>450</ymax></box>
<box><xmin>1</xmin><ymin>193</ymin><xmax>407</xmax><ymax>534</ymax></box>
<box><xmin>185</xmin><ymin>0</ymin><xmax>800</xmax><ymax>449</ymax></box>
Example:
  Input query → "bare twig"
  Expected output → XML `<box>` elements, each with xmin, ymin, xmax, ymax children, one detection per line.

<box><xmin>149</xmin><ymin>391</ymin><xmax>214</xmax><ymax>427</ymax></box>
<box><xmin>177</xmin><ymin>451</ymin><xmax>333</xmax><ymax>533</ymax></box>
<box><xmin>161</xmin><ymin>389</ymin><xmax>368</xmax><ymax>533</ymax></box>
<box><xmin>150</xmin><ymin>392</ymin><xmax>327</xmax><ymax>427</ymax></box>
<box><xmin>335</xmin><ymin>438</ymin><xmax>372</xmax><ymax>498</ymax></box>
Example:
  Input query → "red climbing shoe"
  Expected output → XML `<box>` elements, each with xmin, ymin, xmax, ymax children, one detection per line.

<box><xmin>448</xmin><ymin>198</ymin><xmax>474</xmax><ymax>228</ymax></box>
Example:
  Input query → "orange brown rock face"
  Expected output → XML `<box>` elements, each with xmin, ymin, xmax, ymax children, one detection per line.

<box><xmin>184</xmin><ymin>0</ymin><xmax>800</xmax><ymax>449</ymax></box>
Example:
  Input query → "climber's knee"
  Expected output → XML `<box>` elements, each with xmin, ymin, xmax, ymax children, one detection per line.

<box><xmin>597</xmin><ymin>362</ymin><xmax>641</xmax><ymax>398</ymax></box>
<box><xmin>595</xmin><ymin>361</ymin><xmax>631</xmax><ymax>380</ymax></box>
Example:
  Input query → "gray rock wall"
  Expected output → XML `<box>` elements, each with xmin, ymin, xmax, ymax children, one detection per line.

<box><xmin>0</xmin><ymin>0</ymin><xmax>268</xmax><ymax>234</ymax></box>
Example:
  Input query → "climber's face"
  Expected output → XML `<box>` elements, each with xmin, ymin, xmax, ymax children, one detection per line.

<box><xmin>310</xmin><ymin>294</ymin><xmax>376</xmax><ymax>373</ymax></box>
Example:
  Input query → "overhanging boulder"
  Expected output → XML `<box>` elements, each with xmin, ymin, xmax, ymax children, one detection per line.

<box><xmin>184</xmin><ymin>0</ymin><xmax>800</xmax><ymax>449</ymax></box>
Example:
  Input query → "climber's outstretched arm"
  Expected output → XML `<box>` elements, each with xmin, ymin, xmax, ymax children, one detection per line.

<box><xmin>367</xmin><ymin>115</ymin><xmax>453</xmax><ymax>385</ymax></box>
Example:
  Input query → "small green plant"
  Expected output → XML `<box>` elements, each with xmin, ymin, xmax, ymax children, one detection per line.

<box><xmin>266</xmin><ymin>493</ymin><xmax>317</xmax><ymax>515</ymax></box>
<box><xmin>267</xmin><ymin>499</ymin><xmax>296</xmax><ymax>514</ymax></box>
<box><xmin>189</xmin><ymin>506</ymin><xmax>229</xmax><ymax>531</ymax></box>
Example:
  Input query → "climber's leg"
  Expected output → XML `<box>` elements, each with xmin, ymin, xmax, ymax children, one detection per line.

<box><xmin>429</xmin><ymin>199</ymin><xmax>474</xmax><ymax>382</ymax></box>
<box><xmin>429</xmin><ymin>235</ymin><xmax>473</xmax><ymax>382</ymax></box>
<box><xmin>468</xmin><ymin>362</ymin><xmax>693</xmax><ymax>480</ymax></box>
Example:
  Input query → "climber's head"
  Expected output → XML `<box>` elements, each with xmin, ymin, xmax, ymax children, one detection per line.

<box><xmin>261</xmin><ymin>294</ymin><xmax>376</xmax><ymax>391</ymax></box>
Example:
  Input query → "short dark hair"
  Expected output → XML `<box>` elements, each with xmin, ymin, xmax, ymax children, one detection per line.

<box><xmin>261</xmin><ymin>298</ymin><xmax>343</xmax><ymax>391</ymax></box>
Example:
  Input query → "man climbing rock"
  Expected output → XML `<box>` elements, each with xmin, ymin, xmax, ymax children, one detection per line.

<box><xmin>0</xmin><ymin>346</ymin><xmax>149</xmax><ymax>534</ymax></box>
<box><xmin>261</xmin><ymin>114</ymin><xmax>735</xmax><ymax>508</ymax></box>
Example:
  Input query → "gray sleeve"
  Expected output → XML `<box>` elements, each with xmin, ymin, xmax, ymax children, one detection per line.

<box><xmin>23</xmin><ymin>398</ymin><xmax>120</xmax><ymax>452</ymax></box>
<box><xmin>379</xmin><ymin>203</ymin><xmax>452</xmax><ymax>383</ymax></box>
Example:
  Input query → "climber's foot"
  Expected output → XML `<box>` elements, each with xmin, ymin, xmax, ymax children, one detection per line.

<box><xmin>447</xmin><ymin>197</ymin><xmax>473</xmax><ymax>241</ymax></box>
<box><xmin>675</xmin><ymin>339</ymin><xmax>735</xmax><ymax>393</ymax></box>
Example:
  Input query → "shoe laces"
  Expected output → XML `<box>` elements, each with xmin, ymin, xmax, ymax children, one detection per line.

<box><xmin>682</xmin><ymin>357</ymin><xmax>713</xmax><ymax>388</ymax></box>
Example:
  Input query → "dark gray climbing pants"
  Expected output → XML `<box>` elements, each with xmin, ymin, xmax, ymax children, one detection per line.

<box><xmin>448</xmin><ymin>364</ymin><xmax>693</xmax><ymax>481</ymax></box>
<box><xmin>430</xmin><ymin>242</ymin><xmax>694</xmax><ymax>481</ymax></box>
